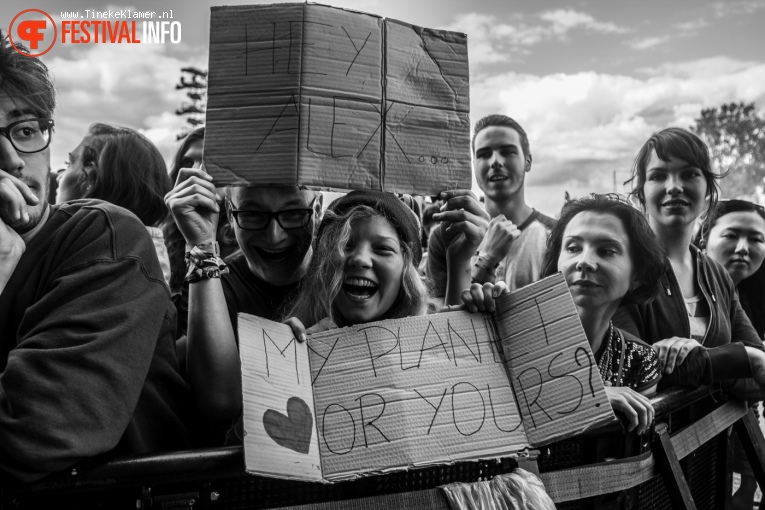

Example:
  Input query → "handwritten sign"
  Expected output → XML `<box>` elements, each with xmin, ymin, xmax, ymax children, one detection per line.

<box><xmin>238</xmin><ymin>274</ymin><xmax>614</xmax><ymax>482</ymax></box>
<box><xmin>496</xmin><ymin>274</ymin><xmax>613</xmax><ymax>445</ymax></box>
<box><xmin>205</xmin><ymin>3</ymin><xmax>471</xmax><ymax>195</ymax></box>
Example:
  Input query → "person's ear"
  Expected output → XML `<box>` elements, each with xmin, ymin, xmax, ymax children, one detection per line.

<box><xmin>525</xmin><ymin>153</ymin><xmax>533</xmax><ymax>173</ymax></box>
<box><xmin>628</xmin><ymin>273</ymin><xmax>642</xmax><ymax>295</ymax></box>
<box><xmin>698</xmin><ymin>238</ymin><xmax>706</xmax><ymax>250</ymax></box>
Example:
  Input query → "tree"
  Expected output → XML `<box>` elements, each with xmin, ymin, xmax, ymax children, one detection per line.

<box><xmin>175</xmin><ymin>67</ymin><xmax>207</xmax><ymax>140</ymax></box>
<box><xmin>692</xmin><ymin>102</ymin><xmax>765</xmax><ymax>199</ymax></box>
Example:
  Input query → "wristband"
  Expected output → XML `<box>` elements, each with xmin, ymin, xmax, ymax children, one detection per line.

<box><xmin>475</xmin><ymin>252</ymin><xmax>500</xmax><ymax>269</ymax></box>
<box><xmin>186</xmin><ymin>241</ymin><xmax>220</xmax><ymax>257</ymax></box>
<box><xmin>471</xmin><ymin>255</ymin><xmax>497</xmax><ymax>285</ymax></box>
<box><xmin>184</xmin><ymin>242</ymin><xmax>228</xmax><ymax>283</ymax></box>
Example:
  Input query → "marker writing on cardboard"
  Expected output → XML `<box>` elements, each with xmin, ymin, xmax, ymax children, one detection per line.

<box><xmin>320</xmin><ymin>381</ymin><xmax>518</xmax><ymax>455</ymax></box>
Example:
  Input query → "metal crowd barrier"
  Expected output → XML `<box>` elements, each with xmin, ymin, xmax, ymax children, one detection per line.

<box><xmin>2</xmin><ymin>386</ymin><xmax>763</xmax><ymax>509</ymax></box>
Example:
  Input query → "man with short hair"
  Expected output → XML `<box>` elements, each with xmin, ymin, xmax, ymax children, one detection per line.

<box><xmin>428</xmin><ymin>114</ymin><xmax>555</xmax><ymax>304</ymax></box>
<box><xmin>0</xmin><ymin>32</ymin><xmax>190</xmax><ymax>482</ymax></box>
<box><xmin>166</xmin><ymin>170</ymin><xmax>322</xmax><ymax>423</ymax></box>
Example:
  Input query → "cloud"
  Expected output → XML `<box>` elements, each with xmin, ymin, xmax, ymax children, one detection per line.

<box><xmin>627</xmin><ymin>35</ymin><xmax>674</xmax><ymax>50</ymax></box>
<box><xmin>539</xmin><ymin>9</ymin><xmax>629</xmax><ymax>35</ymax></box>
<box><xmin>45</xmin><ymin>41</ymin><xmax>208</xmax><ymax>170</ymax></box>
<box><xmin>673</xmin><ymin>19</ymin><xmax>710</xmax><ymax>31</ymax></box>
<box><xmin>444</xmin><ymin>10</ymin><xmax>628</xmax><ymax>65</ymax></box>
<box><xmin>469</xmin><ymin>57</ymin><xmax>765</xmax><ymax>214</ymax></box>
<box><xmin>711</xmin><ymin>0</ymin><xmax>765</xmax><ymax>17</ymax></box>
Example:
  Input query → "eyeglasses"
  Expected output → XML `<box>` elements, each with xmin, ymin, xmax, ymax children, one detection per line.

<box><xmin>230</xmin><ymin>207</ymin><xmax>314</xmax><ymax>230</ymax></box>
<box><xmin>0</xmin><ymin>118</ymin><xmax>54</xmax><ymax>154</ymax></box>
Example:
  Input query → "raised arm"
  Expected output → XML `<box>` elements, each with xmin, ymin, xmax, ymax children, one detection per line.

<box><xmin>165</xmin><ymin>168</ymin><xmax>241</xmax><ymax>420</ymax></box>
<box><xmin>431</xmin><ymin>190</ymin><xmax>490</xmax><ymax>306</ymax></box>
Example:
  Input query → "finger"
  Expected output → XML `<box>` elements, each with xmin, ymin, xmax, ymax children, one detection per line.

<box><xmin>168</xmin><ymin>194</ymin><xmax>221</xmax><ymax>217</ymax></box>
<box><xmin>675</xmin><ymin>341</ymin><xmax>699</xmax><ymax>366</ymax></box>
<box><xmin>492</xmin><ymin>281</ymin><xmax>509</xmax><ymax>297</ymax></box>
<box><xmin>440</xmin><ymin>196</ymin><xmax>489</xmax><ymax>218</ymax></box>
<box><xmin>439</xmin><ymin>189</ymin><xmax>476</xmax><ymax>201</ymax></box>
<box><xmin>0</xmin><ymin>179</ymin><xmax>28</xmax><ymax>223</ymax></box>
<box><xmin>652</xmin><ymin>342</ymin><xmax>668</xmax><ymax>371</ymax></box>
<box><xmin>0</xmin><ymin>171</ymin><xmax>39</xmax><ymax>206</ymax></box>
<box><xmin>175</xmin><ymin>167</ymin><xmax>214</xmax><ymax>187</ymax></box>
<box><xmin>635</xmin><ymin>398</ymin><xmax>650</xmax><ymax>435</ymax></box>
<box><xmin>166</xmin><ymin>181</ymin><xmax>220</xmax><ymax>206</ymax></box>
<box><xmin>664</xmin><ymin>342</ymin><xmax>681</xmax><ymax>374</ymax></box>
<box><xmin>470</xmin><ymin>283</ymin><xmax>487</xmax><ymax>312</ymax></box>
<box><xmin>168</xmin><ymin>175</ymin><xmax>219</xmax><ymax>199</ymax></box>
<box><xmin>433</xmin><ymin>209</ymin><xmax>487</xmax><ymax>226</ymax></box>
<box><xmin>444</xmin><ymin>221</ymin><xmax>485</xmax><ymax>243</ymax></box>
<box><xmin>621</xmin><ymin>397</ymin><xmax>639</xmax><ymax>432</ymax></box>
<box><xmin>461</xmin><ymin>289</ymin><xmax>477</xmax><ymax>313</ymax></box>
<box><xmin>283</xmin><ymin>317</ymin><xmax>307</xmax><ymax>343</ymax></box>
<box><xmin>482</xmin><ymin>283</ymin><xmax>496</xmax><ymax>313</ymax></box>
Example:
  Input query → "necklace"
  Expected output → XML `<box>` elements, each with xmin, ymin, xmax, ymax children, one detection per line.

<box><xmin>597</xmin><ymin>321</ymin><xmax>616</xmax><ymax>386</ymax></box>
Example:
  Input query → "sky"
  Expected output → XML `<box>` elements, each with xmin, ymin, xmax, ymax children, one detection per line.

<box><xmin>4</xmin><ymin>0</ymin><xmax>765</xmax><ymax>215</ymax></box>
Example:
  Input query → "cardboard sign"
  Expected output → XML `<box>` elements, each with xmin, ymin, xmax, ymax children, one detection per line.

<box><xmin>238</xmin><ymin>274</ymin><xmax>614</xmax><ymax>482</ymax></box>
<box><xmin>205</xmin><ymin>3</ymin><xmax>471</xmax><ymax>195</ymax></box>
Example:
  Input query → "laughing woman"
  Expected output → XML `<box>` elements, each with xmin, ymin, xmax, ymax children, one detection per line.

<box><xmin>284</xmin><ymin>190</ymin><xmax>431</xmax><ymax>335</ymax></box>
<box><xmin>613</xmin><ymin>128</ymin><xmax>765</xmax><ymax>394</ymax></box>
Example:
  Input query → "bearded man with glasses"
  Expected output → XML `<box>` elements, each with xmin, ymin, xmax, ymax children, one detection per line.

<box><xmin>166</xmin><ymin>165</ymin><xmax>322</xmax><ymax>430</ymax></box>
<box><xmin>0</xmin><ymin>32</ymin><xmax>192</xmax><ymax>482</ymax></box>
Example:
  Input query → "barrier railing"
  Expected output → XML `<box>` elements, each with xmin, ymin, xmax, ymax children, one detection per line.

<box><xmin>2</xmin><ymin>386</ymin><xmax>763</xmax><ymax>509</ymax></box>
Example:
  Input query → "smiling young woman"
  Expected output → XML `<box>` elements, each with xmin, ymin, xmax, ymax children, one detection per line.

<box><xmin>614</xmin><ymin>128</ymin><xmax>765</xmax><ymax>399</ymax></box>
<box><xmin>283</xmin><ymin>190</ymin><xmax>429</xmax><ymax>330</ymax></box>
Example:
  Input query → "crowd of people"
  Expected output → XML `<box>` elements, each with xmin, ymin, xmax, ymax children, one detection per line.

<box><xmin>1</xmin><ymin>29</ymin><xmax>765</xmax><ymax>507</ymax></box>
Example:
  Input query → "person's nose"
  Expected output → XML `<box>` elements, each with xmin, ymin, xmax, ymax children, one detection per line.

<box><xmin>0</xmin><ymin>134</ymin><xmax>25</xmax><ymax>175</ymax></box>
<box><xmin>575</xmin><ymin>246</ymin><xmax>598</xmax><ymax>272</ymax></box>
<box><xmin>666</xmin><ymin>173</ymin><xmax>683</xmax><ymax>195</ymax></box>
<box><xmin>490</xmin><ymin>151</ymin><xmax>502</xmax><ymax>169</ymax></box>
<box><xmin>347</xmin><ymin>243</ymin><xmax>373</xmax><ymax>269</ymax></box>
<box><xmin>735</xmin><ymin>236</ymin><xmax>750</xmax><ymax>255</ymax></box>
<box><xmin>263</xmin><ymin>215</ymin><xmax>289</xmax><ymax>244</ymax></box>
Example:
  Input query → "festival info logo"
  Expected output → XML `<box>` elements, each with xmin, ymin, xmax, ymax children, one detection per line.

<box><xmin>9</xmin><ymin>8</ymin><xmax>181</xmax><ymax>56</ymax></box>
<box><xmin>9</xmin><ymin>9</ymin><xmax>57</xmax><ymax>57</ymax></box>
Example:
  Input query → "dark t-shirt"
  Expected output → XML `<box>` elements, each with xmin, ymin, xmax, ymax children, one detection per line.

<box><xmin>176</xmin><ymin>251</ymin><xmax>299</xmax><ymax>338</ymax></box>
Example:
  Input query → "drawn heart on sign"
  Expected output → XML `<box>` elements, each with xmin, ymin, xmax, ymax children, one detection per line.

<box><xmin>263</xmin><ymin>397</ymin><xmax>313</xmax><ymax>454</ymax></box>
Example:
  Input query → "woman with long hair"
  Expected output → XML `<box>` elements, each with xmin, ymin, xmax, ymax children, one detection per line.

<box><xmin>57</xmin><ymin>123</ymin><xmax>172</xmax><ymax>285</ymax></box>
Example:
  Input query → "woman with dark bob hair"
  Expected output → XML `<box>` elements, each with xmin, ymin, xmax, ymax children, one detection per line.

<box><xmin>464</xmin><ymin>194</ymin><xmax>664</xmax><ymax>432</ymax></box>
<box><xmin>57</xmin><ymin>123</ymin><xmax>172</xmax><ymax>284</ymax></box>
<box><xmin>613</xmin><ymin>128</ymin><xmax>765</xmax><ymax>396</ymax></box>
<box><xmin>540</xmin><ymin>194</ymin><xmax>666</xmax><ymax>434</ymax></box>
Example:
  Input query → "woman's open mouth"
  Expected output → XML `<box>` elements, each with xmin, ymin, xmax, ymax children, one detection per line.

<box><xmin>342</xmin><ymin>277</ymin><xmax>379</xmax><ymax>301</ymax></box>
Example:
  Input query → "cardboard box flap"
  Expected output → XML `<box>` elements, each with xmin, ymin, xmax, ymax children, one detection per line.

<box><xmin>494</xmin><ymin>274</ymin><xmax>615</xmax><ymax>446</ymax></box>
<box><xmin>239</xmin><ymin>314</ymin><xmax>322</xmax><ymax>482</ymax></box>
<box><xmin>205</xmin><ymin>3</ymin><xmax>470</xmax><ymax>194</ymax></box>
